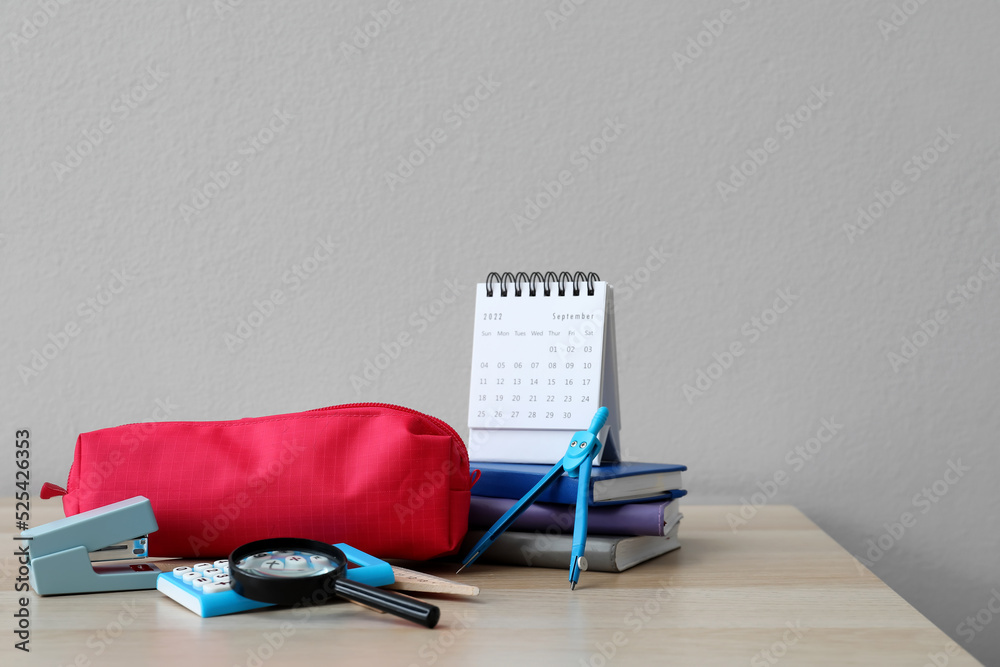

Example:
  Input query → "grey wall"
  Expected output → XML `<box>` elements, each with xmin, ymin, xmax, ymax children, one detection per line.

<box><xmin>3</xmin><ymin>1</ymin><xmax>998</xmax><ymax>662</ymax></box>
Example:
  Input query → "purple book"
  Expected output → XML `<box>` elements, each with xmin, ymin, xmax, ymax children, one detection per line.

<box><xmin>468</xmin><ymin>495</ymin><xmax>683</xmax><ymax>537</ymax></box>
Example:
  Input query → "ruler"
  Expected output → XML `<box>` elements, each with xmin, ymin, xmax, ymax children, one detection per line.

<box><xmin>387</xmin><ymin>566</ymin><xmax>480</xmax><ymax>596</ymax></box>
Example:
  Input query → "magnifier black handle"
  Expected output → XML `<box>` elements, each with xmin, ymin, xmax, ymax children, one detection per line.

<box><xmin>334</xmin><ymin>579</ymin><xmax>440</xmax><ymax>628</ymax></box>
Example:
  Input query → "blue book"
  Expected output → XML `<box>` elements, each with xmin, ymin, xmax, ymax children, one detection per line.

<box><xmin>470</xmin><ymin>461</ymin><xmax>686</xmax><ymax>506</ymax></box>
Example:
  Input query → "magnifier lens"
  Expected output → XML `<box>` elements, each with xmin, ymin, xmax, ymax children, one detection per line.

<box><xmin>234</xmin><ymin>549</ymin><xmax>338</xmax><ymax>579</ymax></box>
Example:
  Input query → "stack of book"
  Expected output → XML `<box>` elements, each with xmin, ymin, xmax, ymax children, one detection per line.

<box><xmin>464</xmin><ymin>461</ymin><xmax>686</xmax><ymax>572</ymax></box>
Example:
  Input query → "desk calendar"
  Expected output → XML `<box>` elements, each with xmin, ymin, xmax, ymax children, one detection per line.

<box><xmin>468</xmin><ymin>271</ymin><xmax>621</xmax><ymax>464</ymax></box>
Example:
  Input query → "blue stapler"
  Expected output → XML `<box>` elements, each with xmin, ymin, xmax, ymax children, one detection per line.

<box><xmin>20</xmin><ymin>496</ymin><xmax>161</xmax><ymax>595</ymax></box>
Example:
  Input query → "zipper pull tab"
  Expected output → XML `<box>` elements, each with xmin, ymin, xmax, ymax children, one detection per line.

<box><xmin>40</xmin><ymin>482</ymin><xmax>67</xmax><ymax>499</ymax></box>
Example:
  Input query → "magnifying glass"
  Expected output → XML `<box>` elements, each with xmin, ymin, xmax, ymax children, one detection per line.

<box><xmin>229</xmin><ymin>538</ymin><xmax>440</xmax><ymax>629</ymax></box>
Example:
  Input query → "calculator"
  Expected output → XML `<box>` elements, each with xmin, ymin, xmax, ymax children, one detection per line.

<box><xmin>156</xmin><ymin>543</ymin><xmax>394</xmax><ymax>617</ymax></box>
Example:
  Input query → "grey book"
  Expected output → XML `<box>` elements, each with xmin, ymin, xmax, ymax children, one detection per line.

<box><xmin>461</xmin><ymin>524</ymin><xmax>680</xmax><ymax>573</ymax></box>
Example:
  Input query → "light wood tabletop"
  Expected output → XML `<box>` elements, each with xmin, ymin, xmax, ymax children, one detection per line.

<box><xmin>0</xmin><ymin>500</ymin><xmax>979</xmax><ymax>666</ymax></box>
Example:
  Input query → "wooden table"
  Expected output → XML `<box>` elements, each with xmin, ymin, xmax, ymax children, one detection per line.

<box><xmin>0</xmin><ymin>501</ymin><xmax>979</xmax><ymax>666</ymax></box>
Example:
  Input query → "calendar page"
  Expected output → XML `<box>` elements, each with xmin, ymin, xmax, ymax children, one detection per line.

<box><xmin>467</xmin><ymin>277</ymin><xmax>620</xmax><ymax>465</ymax></box>
<box><xmin>469</xmin><ymin>282</ymin><xmax>606</xmax><ymax>430</ymax></box>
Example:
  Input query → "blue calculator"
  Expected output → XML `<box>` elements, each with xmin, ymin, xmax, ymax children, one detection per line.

<box><xmin>156</xmin><ymin>543</ymin><xmax>394</xmax><ymax>617</ymax></box>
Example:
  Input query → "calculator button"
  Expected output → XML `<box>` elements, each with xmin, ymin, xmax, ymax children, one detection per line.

<box><xmin>192</xmin><ymin>577</ymin><xmax>211</xmax><ymax>589</ymax></box>
<box><xmin>192</xmin><ymin>563</ymin><xmax>213</xmax><ymax>573</ymax></box>
<box><xmin>213</xmin><ymin>560</ymin><xmax>229</xmax><ymax>569</ymax></box>
<box><xmin>309</xmin><ymin>555</ymin><xmax>331</xmax><ymax>568</ymax></box>
<box><xmin>203</xmin><ymin>582</ymin><xmax>231</xmax><ymax>594</ymax></box>
<box><xmin>172</xmin><ymin>566</ymin><xmax>192</xmax><ymax>578</ymax></box>
<box><xmin>203</xmin><ymin>568</ymin><xmax>222</xmax><ymax>578</ymax></box>
<box><xmin>212</xmin><ymin>574</ymin><xmax>231</xmax><ymax>584</ymax></box>
<box><xmin>284</xmin><ymin>556</ymin><xmax>309</xmax><ymax>570</ymax></box>
<box><xmin>182</xmin><ymin>572</ymin><xmax>201</xmax><ymax>583</ymax></box>
<box><xmin>260</xmin><ymin>559</ymin><xmax>285</xmax><ymax>571</ymax></box>
<box><xmin>238</xmin><ymin>554</ymin><xmax>268</xmax><ymax>568</ymax></box>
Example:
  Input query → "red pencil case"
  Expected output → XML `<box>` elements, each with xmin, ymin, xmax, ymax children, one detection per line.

<box><xmin>42</xmin><ymin>403</ymin><xmax>471</xmax><ymax>559</ymax></box>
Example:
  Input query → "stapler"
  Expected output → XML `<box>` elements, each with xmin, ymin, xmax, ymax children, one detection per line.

<box><xmin>20</xmin><ymin>496</ymin><xmax>161</xmax><ymax>595</ymax></box>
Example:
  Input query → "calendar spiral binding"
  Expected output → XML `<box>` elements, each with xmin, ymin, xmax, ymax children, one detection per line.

<box><xmin>485</xmin><ymin>271</ymin><xmax>601</xmax><ymax>298</ymax></box>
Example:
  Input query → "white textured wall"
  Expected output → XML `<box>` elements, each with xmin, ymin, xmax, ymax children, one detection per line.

<box><xmin>3</xmin><ymin>0</ymin><xmax>999</xmax><ymax>662</ymax></box>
